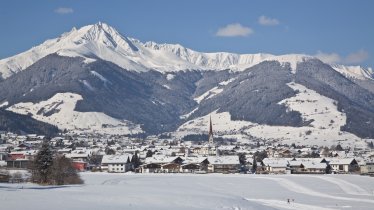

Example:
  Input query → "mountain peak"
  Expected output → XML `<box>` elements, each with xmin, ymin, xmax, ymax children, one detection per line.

<box><xmin>0</xmin><ymin>22</ymin><xmax>371</xmax><ymax>81</ymax></box>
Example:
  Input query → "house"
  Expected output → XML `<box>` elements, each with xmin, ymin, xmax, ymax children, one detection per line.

<box><xmin>71</xmin><ymin>161</ymin><xmax>88</xmax><ymax>172</ymax></box>
<box><xmin>207</xmin><ymin>156</ymin><xmax>240</xmax><ymax>173</ymax></box>
<box><xmin>328</xmin><ymin>158</ymin><xmax>359</xmax><ymax>173</ymax></box>
<box><xmin>8</xmin><ymin>152</ymin><xmax>26</xmax><ymax>160</ymax></box>
<box><xmin>278</xmin><ymin>149</ymin><xmax>293</xmax><ymax>158</ymax></box>
<box><xmin>161</xmin><ymin>163</ymin><xmax>180</xmax><ymax>173</ymax></box>
<box><xmin>0</xmin><ymin>152</ymin><xmax>7</xmax><ymax>161</ymax></box>
<box><xmin>360</xmin><ymin>161</ymin><xmax>374</xmax><ymax>175</ymax></box>
<box><xmin>181</xmin><ymin>157</ymin><xmax>209</xmax><ymax>173</ymax></box>
<box><xmin>194</xmin><ymin>144</ymin><xmax>217</xmax><ymax>156</ymax></box>
<box><xmin>17</xmin><ymin>143</ymin><xmax>33</xmax><ymax>150</ymax></box>
<box><xmin>300</xmin><ymin>162</ymin><xmax>328</xmax><ymax>174</ymax></box>
<box><xmin>262</xmin><ymin>158</ymin><xmax>289</xmax><ymax>174</ymax></box>
<box><xmin>7</xmin><ymin>159</ymin><xmax>29</xmax><ymax>169</ymax></box>
<box><xmin>101</xmin><ymin>154</ymin><xmax>133</xmax><ymax>173</ymax></box>
<box><xmin>140</xmin><ymin>163</ymin><xmax>161</xmax><ymax>173</ymax></box>
<box><xmin>288</xmin><ymin>158</ymin><xmax>327</xmax><ymax>174</ymax></box>
<box><xmin>141</xmin><ymin>155</ymin><xmax>184</xmax><ymax>173</ymax></box>
<box><xmin>65</xmin><ymin>153</ymin><xmax>90</xmax><ymax>162</ymax></box>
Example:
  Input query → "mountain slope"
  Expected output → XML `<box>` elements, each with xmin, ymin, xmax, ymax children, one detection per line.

<box><xmin>0</xmin><ymin>22</ymin><xmax>373</xmax><ymax>143</ymax></box>
<box><xmin>0</xmin><ymin>54</ymin><xmax>202</xmax><ymax>134</ymax></box>
<box><xmin>0</xmin><ymin>109</ymin><xmax>59</xmax><ymax>136</ymax></box>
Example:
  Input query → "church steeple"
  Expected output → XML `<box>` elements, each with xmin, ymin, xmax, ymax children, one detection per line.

<box><xmin>208</xmin><ymin>115</ymin><xmax>214</xmax><ymax>145</ymax></box>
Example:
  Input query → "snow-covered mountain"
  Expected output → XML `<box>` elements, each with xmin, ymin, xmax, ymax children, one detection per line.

<box><xmin>1</xmin><ymin>22</ymin><xmax>371</xmax><ymax>80</ymax></box>
<box><xmin>1</xmin><ymin>22</ymin><xmax>374</xmax><ymax>145</ymax></box>
<box><xmin>7</xmin><ymin>92</ymin><xmax>142</xmax><ymax>135</ymax></box>
<box><xmin>331</xmin><ymin>64</ymin><xmax>373</xmax><ymax>81</ymax></box>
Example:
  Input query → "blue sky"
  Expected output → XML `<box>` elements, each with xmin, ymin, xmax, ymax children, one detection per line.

<box><xmin>0</xmin><ymin>0</ymin><xmax>373</xmax><ymax>68</ymax></box>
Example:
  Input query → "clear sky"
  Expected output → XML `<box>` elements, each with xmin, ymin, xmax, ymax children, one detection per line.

<box><xmin>0</xmin><ymin>0</ymin><xmax>373</xmax><ymax>68</ymax></box>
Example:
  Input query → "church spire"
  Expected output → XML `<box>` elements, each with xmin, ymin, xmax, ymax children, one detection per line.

<box><xmin>208</xmin><ymin>115</ymin><xmax>214</xmax><ymax>145</ymax></box>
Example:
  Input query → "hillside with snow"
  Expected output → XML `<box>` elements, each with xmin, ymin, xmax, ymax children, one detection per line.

<box><xmin>176</xmin><ymin>82</ymin><xmax>367</xmax><ymax>147</ymax></box>
<box><xmin>7</xmin><ymin>93</ymin><xmax>142</xmax><ymax>135</ymax></box>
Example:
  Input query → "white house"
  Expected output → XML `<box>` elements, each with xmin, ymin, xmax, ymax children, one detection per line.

<box><xmin>328</xmin><ymin>158</ymin><xmax>359</xmax><ymax>173</ymax></box>
<box><xmin>207</xmin><ymin>156</ymin><xmax>240</xmax><ymax>173</ymax></box>
<box><xmin>262</xmin><ymin>158</ymin><xmax>289</xmax><ymax>174</ymax></box>
<box><xmin>101</xmin><ymin>154</ymin><xmax>133</xmax><ymax>173</ymax></box>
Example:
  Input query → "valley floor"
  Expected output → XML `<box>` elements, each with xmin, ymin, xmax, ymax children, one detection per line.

<box><xmin>1</xmin><ymin>173</ymin><xmax>374</xmax><ymax>210</ymax></box>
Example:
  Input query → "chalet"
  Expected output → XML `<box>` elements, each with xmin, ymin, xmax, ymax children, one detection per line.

<box><xmin>181</xmin><ymin>157</ymin><xmax>209</xmax><ymax>173</ymax></box>
<box><xmin>288</xmin><ymin>158</ymin><xmax>327</xmax><ymax>174</ymax></box>
<box><xmin>207</xmin><ymin>156</ymin><xmax>240</xmax><ymax>173</ymax></box>
<box><xmin>140</xmin><ymin>163</ymin><xmax>161</xmax><ymax>173</ymax></box>
<box><xmin>288</xmin><ymin>159</ymin><xmax>303</xmax><ymax>173</ymax></box>
<box><xmin>161</xmin><ymin>163</ymin><xmax>180</xmax><ymax>173</ymax></box>
<box><xmin>300</xmin><ymin>162</ymin><xmax>328</xmax><ymax>174</ymax></box>
<box><xmin>328</xmin><ymin>158</ymin><xmax>359</xmax><ymax>173</ymax></box>
<box><xmin>101</xmin><ymin>154</ymin><xmax>133</xmax><ymax>173</ymax></box>
<box><xmin>141</xmin><ymin>156</ymin><xmax>184</xmax><ymax>173</ymax></box>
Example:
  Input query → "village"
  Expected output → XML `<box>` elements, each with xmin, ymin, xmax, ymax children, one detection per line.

<box><xmin>1</xmin><ymin>122</ymin><xmax>374</xmax><ymax>183</ymax></box>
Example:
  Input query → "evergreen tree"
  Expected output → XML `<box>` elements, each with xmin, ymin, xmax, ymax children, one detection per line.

<box><xmin>335</xmin><ymin>144</ymin><xmax>344</xmax><ymax>151</ymax></box>
<box><xmin>131</xmin><ymin>151</ymin><xmax>141</xmax><ymax>169</ymax></box>
<box><xmin>254</xmin><ymin>150</ymin><xmax>268</xmax><ymax>162</ymax></box>
<box><xmin>32</xmin><ymin>140</ymin><xmax>54</xmax><ymax>184</ymax></box>
<box><xmin>146</xmin><ymin>150</ymin><xmax>153</xmax><ymax>158</ymax></box>
<box><xmin>251</xmin><ymin>155</ymin><xmax>257</xmax><ymax>173</ymax></box>
<box><xmin>238</xmin><ymin>153</ymin><xmax>246</xmax><ymax>165</ymax></box>
<box><xmin>105</xmin><ymin>147</ymin><xmax>116</xmax><ymax>155</ymax></box>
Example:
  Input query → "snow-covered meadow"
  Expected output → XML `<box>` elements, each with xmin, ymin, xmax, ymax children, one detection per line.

<box><xmin>1</xmin><ymin>173</ymin><xmax>374</xmax><ymax>210</ymax></box>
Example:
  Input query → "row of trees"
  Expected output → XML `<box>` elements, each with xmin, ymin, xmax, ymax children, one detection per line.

<box><xmin>30</xmin><ymin>140</ymin><xmax>83</xmax><ymax>185</ymax></box>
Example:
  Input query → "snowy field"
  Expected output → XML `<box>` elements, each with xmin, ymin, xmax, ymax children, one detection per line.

<box><xmin>1</xmin><ymin>173</ymin><xmax>374</xmax><ymax>210</ymax></box>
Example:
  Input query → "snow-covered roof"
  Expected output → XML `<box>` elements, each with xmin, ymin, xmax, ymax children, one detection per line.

<box><xmin>328</xmin><ymin>158</ymin><xmax>356</xmax><ymax>165</ymax></box>
<box><xmin>65</xmin><ymin>153</ymin><xmax>90</xmax><ymax>159</ymax></box>
<box><xmin>208</xmin><ymin>156</ymin><xmax>239</xmax><ymax>165</ymax></box>
<box><xmin>183</xmin><ymin>157</ymin><xmax>208</xmax><ymax>164</ymax></box>
<box><xmin>302</xmin><ymin>162</ymin><xmax>327</xmax><ymax>169</ymax></box>
<box><xmin>145</xmin><ymin>155</ymin><xmax>183</xmax><ymax>164</ymax></box>
<box><xmin>9</xmin><ymin>150</ymin><xmax>37</xmax><ymax>155</ymax></box>
<box><xmin>262</xmin><ymin>158</ymin><xmax>289</xmax><ymax>167</ymax></box>
<box><xmin>101</xmin><ymin>154</ymin><xmax>132</xmax><ymax>164</ymax></box>
<box><xmin>217</xmin><ymin>145</ymin><xmax>236</xmax><ymax>151</ymax></box>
